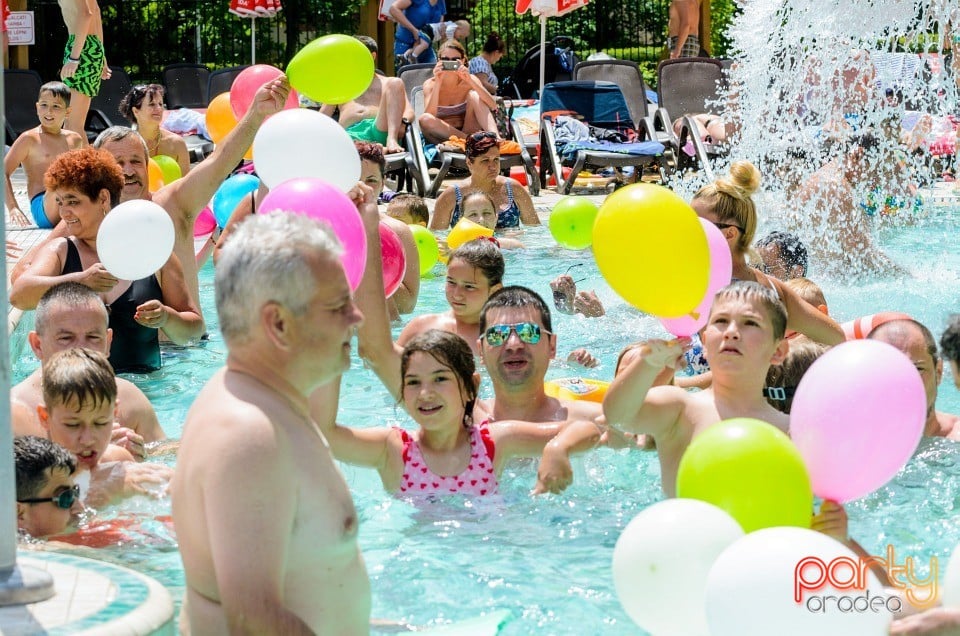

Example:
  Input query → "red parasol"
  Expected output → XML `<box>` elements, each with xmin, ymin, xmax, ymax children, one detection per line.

<box><xmin>514</xmin><ymin>0</ymin><xmax>591</xmax><ymax>95</ymax></box>
<box><xmin>230</xmin><ymin>0</ymin><xmax>282</xmax><ymax>64</ymax></box>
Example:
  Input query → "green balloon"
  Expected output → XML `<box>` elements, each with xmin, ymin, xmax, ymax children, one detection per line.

<box><xmin>409</xmin><ymin>224</ymin><xmax>439</xmax><ymax>277</ymax></box>
<box><xmin>549</xmin><ymin>196</ymin><xmax>598</xmax><ymax>250</ymax></box>
<box><xmin>153</xmin><ymin>154</ymin><xmax>181</xmax><ymax>185</ymax></box>
<box><xmin>677</xmin><ymin>418</ymin><xmax>813</xmax><ymax>533</ymax></box>
<box><xmin>287</xmin><ymin>34</ymin><xmax>375</xmax><ymax>104</ymax></box>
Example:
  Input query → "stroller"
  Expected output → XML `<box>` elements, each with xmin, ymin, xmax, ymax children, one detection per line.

<box><xmin>501</xmin><ymin>35</ymin><xmax>580</xmax><ymax>99</ymax></box>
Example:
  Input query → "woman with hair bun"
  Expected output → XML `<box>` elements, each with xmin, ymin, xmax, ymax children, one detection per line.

<box><xmin>690</xmin><ymin>160</ymin><xmax>844</xmax><ymax>346</ymax></box>
<box><xmin>469</xmin><ymin>32</ymin><xmax>507</xmax><ymax>95</ymax></box>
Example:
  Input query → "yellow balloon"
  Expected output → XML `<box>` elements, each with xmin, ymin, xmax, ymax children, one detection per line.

<box><xmin>147</xmin><ymin>158</ymin><xmax>164</xmax><ymax>193</ymax></box>
<box><xmin>593</xmin><ymin>183</ymin><xmax>709</xmax><ymax>318</ymax></box>
<box><xmin>446</xmin><ymin>218</ymin><xmax>494</xmax><ymax>250</ymax></box>
<box><xmin>205</xmin><ymin>93</ymin><xmax>238</xmax><ymax>144</ymax></box>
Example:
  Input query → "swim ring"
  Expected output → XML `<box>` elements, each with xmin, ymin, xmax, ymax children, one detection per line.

<box><xmin>841</xmin><ymin>311</ymin><xmax>912</xmax><ymax>340</ymax></box>
<box><xmin>545</xmin><ymin>377</ymin><xmax>610</xmax><ymax>403</ymax></box>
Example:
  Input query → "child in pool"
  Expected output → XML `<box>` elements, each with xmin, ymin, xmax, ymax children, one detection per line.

<box><xmin>322</xmin><ymin>329</ymin><xmax>604</xmax><ymax>496</ymax></box>
<box><xmin>4</xmin><ymin>81</ymin><xmax>85</xmax><ymax>228</ymax></box>
<box><xmin>461</xmin><ymin>190</ymin><xmax>525</xmax><ymax>249</ymax></box>
<box><xmin>15</xmin><ymin>435</ymin><xmax>82</xmax><ymax>539</ymax></box>
<box><xmin>37</xmin><ymin>348</ymin><xmax>172</xmax><ymax>508</ymax></box>
<box><xmin>386</xmin><ymin>193</ymin><xmax>429</xmax><ymax>227</ymax></box>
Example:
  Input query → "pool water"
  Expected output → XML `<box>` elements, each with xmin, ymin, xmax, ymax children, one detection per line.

<box><xmin>12</xmin><ymin>206</ymin><xmax>960</xmax><ymax>634</ymax></box>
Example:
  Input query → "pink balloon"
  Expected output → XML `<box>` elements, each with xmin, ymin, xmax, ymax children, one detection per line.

<box><xmin>379</xmin><ymin>223</ymin><xmax>406</xmax><ymax>298</ymax></box>
<box><xmin>790</xmin><ymin>339</ymin><xmax>926</xmax><ymax>503</ymax></box>
<box><xmin>661</xmin><ymin>218</ymin><xmax>733</xmax><ymax>337</ymax></box>
<box><xmin>259</xmin><ymin>178</ymin><xmax>367</xmax><ymax>290</ymax></box>
<box><xmin>194</xmin><ymin>206</ymin><xmax>217</xmax><ymax>236</ymax></box>
<box><xmin>230</xmin><ymin>64</ymin><xmax>299</xmax><ymax>120</ymax></box>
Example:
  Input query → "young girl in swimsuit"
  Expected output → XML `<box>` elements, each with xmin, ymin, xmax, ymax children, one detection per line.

<box><xmin>322</xmin><ymin>329</ymin><xmax>603</xmax><ymax>497</ymax></box>
<box><xmin>460</xmin><ymin>191</ymin><xmax>525</xmax><ymax>249</ymax></box>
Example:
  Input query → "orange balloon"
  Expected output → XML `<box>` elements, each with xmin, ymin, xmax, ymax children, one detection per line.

<box><xmin>205</xmin><ymin>93</ymin><xmax>238</xmax><ymax>144</ymax></box>
<box><xmin>147</xmin><ymin>158</ymin><xmax>164</xmax><ymax>192</ymax></box>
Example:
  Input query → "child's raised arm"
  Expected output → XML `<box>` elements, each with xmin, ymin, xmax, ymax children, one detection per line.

<box><xmin>603</xmin><ymin>338</ymin><xmax>690</xmax><ymax>437</ymax></box>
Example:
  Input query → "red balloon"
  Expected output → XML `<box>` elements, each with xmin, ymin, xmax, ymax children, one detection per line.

<box><xmin>230</xmin><ymin>64</ymin><xmax>299</xmax><ymax>120</ymax></box>
<box><xmin>379</xmin><ymin>222</ymin><xmax>406</xmax><ymax>298</ymax></box>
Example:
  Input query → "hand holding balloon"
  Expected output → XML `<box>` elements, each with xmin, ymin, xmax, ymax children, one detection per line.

<box><xmin>250</xmin><ymin>77</ymin><xmax>291</xmax><ymax>119</ymax></box>
<box><xmin>76</xmin><ymin>263</ymin><xmax>118</xmax><ymax>293</ymax></box>
<box><xmin>134</xmin><ymin>299</ymin><xmax>169</xmax><ymax>330</ymax></box>
<box><xmin>632</xmin><ymin>338</ymin><xmax>691</xmax><ymax>373</ymax></box>
<box><xmin>810</xmin><ymin>500</ymin><xmax>848</xmax><ymax>543</ymax></box>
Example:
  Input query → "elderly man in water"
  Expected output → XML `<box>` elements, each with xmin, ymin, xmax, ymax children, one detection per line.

<box><xmin>171</xmin><ymin>204</ymin><xmax>369</xmax><ymax>633</ymax></box>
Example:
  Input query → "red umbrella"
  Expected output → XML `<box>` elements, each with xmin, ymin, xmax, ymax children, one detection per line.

<box><xmin>514</xmin><ymin>0</ymin><xmax>590</xmax><ymax>95</ymax></box>
<box><xmin>230</xmin><ymin>0</ymin><xmax>282</xmax><ymax>64</ymax></box>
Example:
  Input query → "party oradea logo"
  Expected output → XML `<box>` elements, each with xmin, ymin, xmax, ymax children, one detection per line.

<box><xmin>794</xmin><ymin>545</ymin><xmax>938</xmax><ymax>613</ymax></box>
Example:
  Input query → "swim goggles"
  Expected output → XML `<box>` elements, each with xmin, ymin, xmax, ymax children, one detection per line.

<box><xmin>482</xmin><ymin>322</ymin><xmax>549</xmax><ymax>347</ymax></box>
<box><xmin>18</xmin><ymin>484</ymin><xmax>80</xmax><ymax>510</ymax></box>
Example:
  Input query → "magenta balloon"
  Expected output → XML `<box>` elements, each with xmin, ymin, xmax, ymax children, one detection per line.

<box><xmin>379</xmin><ymin>223</ymin><xmax>406</xmax><ymax>298</ymax></box>
<box><xmin>229</xmin><ymin>64</ymin><xmax>299</xmax><ymax>120</ymax></box>
<box><xmin>193</xmin><ymin>206</ymin><xmax>217</xmax><ymax>237</ymax></box>
<box><xmin>661</xmin><ymin>219</ymin><xmax>733</xmax><ymax>337</ymax></box>
<box><xmin>790</xmin><ymin>339</ymin><xmax>926</xmax><ymax>503</ymax></box>
<box><xmin>259</xmin><ymin>178</ymin><xmax>367</xmax><ymax>290</ymax></box>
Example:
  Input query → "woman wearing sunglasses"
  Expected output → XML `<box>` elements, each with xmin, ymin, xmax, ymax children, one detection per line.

<box><xmin>430</xmin><ymin>131</ymin><xmax>539</xmax><ymax>231</ymax></box>
<box><xmin>419</xmin><ymin>39</ymin><xmax>500</xmax><ymax>145</ymax></box>
<box><xmin>119</xmin><ymin>84</ymin><xmax>190</xmax><ymax>178</ymax></box>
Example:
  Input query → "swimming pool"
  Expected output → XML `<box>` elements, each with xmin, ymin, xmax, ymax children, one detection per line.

<box><xmin>12</xmin><ymin>203</ymin><xmax>960</xmax><ymax>634</ymax></box>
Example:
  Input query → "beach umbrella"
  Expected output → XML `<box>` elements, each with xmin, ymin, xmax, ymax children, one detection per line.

<box><xmin>514</xmin><ymin>0</ymin><xmax>590</xmax><ymax>96</ymax></box>
<box><xmin>229</xmin><ymin>0</ymin><xmax>282</xmax><ymax>65</ymax></box>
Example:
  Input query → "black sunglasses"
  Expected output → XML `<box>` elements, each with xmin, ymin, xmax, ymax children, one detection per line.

<box><xmin>18</xmin><ymin>484</ymin><xmax>80</xmax><ymax>510</ymax></box>
<box><xmin>439</xmin><ymin>56</ymin><xmax>463</xmax><ymax>61</ymax></box>
<box><xmin>712</xmin><ymin>221</ymin><xmax>743</xmax><ymax>232</ymax></box>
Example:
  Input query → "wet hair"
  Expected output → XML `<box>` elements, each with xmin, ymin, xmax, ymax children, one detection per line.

<box><xmin>764</xmin><ymin>338</ymin><xmax>827</xmax><ymax>414</ymax></box>
<box><xmin>940</xmin><ymin>315</ymin><xmax>960</xmax><ymax>363</ymax></box>
<box><xmin>42</xmin><ymin>348</ymin><xmax>117</xmax><ymax>412</ymax></box>
<box><xmin>354</xmin><ymin>35</ymin><xmax>377</xmax><ymax>55</ymax></box>
<box><xmin>34</xmin><ymin>282</ymin><xmax>107</xmax><ymax>336</ymax></box>
<box><xmin>118</xmin><ymin>84</ymin><xmax>165</xmax><ymax>124</ymax></box>
<box><xmin>465</xmin><ymin>131</ymin><xmax>499</xmax><ymax>160</ymax></box>
<box><xmin>93</xmin><ymin>126</ymin><xmax>150</xmax><ymax>162</ymax></box>
<box><xmin>711</xmin><ymin>280</ymin><xmax>788</xmax><ymax>340</ymax></box>
<box><xmin>216</xmin><ymin>212</ymin><xmax>343</xmax><ymax>344</ymax></box>
<box><xmin>482</xmin><ymin>32</ymin><xmax>507</xmax><ymax>55</ymax></box>
<box><xmin>386</xmin><ymin>193</ymin><xmax>429</xmax><ymax>226</ymax></box>
<box><xmin>439</xmin><ymin>38</ymin><xmax>467</xmax><ymax>60</ymax></box>
<box><xmin>756</xmin><ymin>230</ymin><xmax>808</xmax><ymax>277</ymax></box>
<box><xmin>355</xmin><ymin>140</ymin><xmax>385</xmax><ymax>176</ymax></box>
<box><xmin>38</xmin><ymin>81</ymin><xmax>71</xmax><ymax>106</ymax></box>
<box><xmin>448</xmin><ymin>238</ymin><xmax>505</xmax><ymax>287</ymax></box>
<box><xmin>44</xmin><ymin>148</ymin><xmax>123</xmax><ymax>208</ymax></box>
<box><xmin>869</xmin><ymin>319</ymin><xmax>939</xmax><ymax>363</ymax></box>
<box><xmin>15</xmin><ymin>436</ymin><xmax>77</xmax><ymax>501</ymax></box>
<box><xmin>693</xmin><ymin>160</ymin><xmax>761</xmax><ymax>255</ymax></box>
<box><xmin>479</xmin><ymin>286</ymin><xmax>551</xmax><ymax>334</ymax></box>
<box><xmin>400</xmin><ymin>330</ymin><xmax>477</xmax><ymax>427</ymax></box>
<box><xmin>785</xmin><ymin>277</ymin><xmax>826</xmax><ymax>308</ymax></box>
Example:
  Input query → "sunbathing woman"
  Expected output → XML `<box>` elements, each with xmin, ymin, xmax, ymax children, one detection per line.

<box><xmin>118</xmin><ymin>84</ymin><xmax>190</xmax><ymax>178</ymax></box>
<box><xmin>419</xmin><ymin>39</ymin><xmax>499</xmax><ymax>144</ymax></box>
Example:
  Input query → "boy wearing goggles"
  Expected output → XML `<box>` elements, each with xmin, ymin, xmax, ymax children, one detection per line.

<box><xmin>15</xmin><ymin>435</ymin><xmax>82</xmax><ymax>538</ymax></box>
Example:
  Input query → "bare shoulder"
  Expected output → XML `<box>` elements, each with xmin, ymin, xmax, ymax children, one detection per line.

<box><xmin>940</xmin><ymin>411</ymin><xmax>960</xmax><ymax>440</ymax></box>
<box><xmin>563</xmin><ymin>399</ymin><xmax>602</xmax><ymax>423</ymax></box>
<box><xmin>65</xmin><ymin>131</ymin><xmax>85</xmax><ymax>149</ymax></box>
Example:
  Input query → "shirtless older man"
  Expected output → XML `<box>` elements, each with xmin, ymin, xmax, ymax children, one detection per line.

<box><xmin>11</xmin><ymin>77</ymin><xmax>291</xmax><ymax>323</ymax></box>
<box><xmin>869</xmin><ymin>319</ymin><xmax>960</xmax><ymax>440</ymax></box>
<box><xmin>320</xmin><ymin>35</ymin><xmax>413</xmax><ymax>155</ymax></box>
<box><xmin>11</xmin><ymin>282</ymin><xmax>163</xmax><ymax>460</ymax></box>
<box><xmin>172</xmin><ymin>210</ymin><xmax>368</xmax><ymax>634</ymax></box>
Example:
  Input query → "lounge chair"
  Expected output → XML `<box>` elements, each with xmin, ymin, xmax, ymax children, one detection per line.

<box><xmin>207</xmin><ymin>65</ymin><xmax>250</xmax><ymax>102</ymax></box>
<box><xmin>162</xmin><ymin>63</ymin><xmax>210</xmax><ymax>109</ymax></box>
<box><xmin>538</xmin><ymin>80</ymin><xmax>665</xmax><ymax>195</ymax></box>
<box><xmin>4</xmin><ymin>70</ymin><xmax>42</xmax><ymax>145</ymax></box>
<box><xmin>397</xmin><ymin>63</ymin><xmax>435</xmax><ymax>99</ymax></box>
<box><xmin>501</xmin><ymin>36</ymin><xmax>579</xmax><ymax>99</ymax></box>
<box><xmin>85</xmin><ymin>66</ymin><xmax>133</xmax><ymax>141</ymax></box>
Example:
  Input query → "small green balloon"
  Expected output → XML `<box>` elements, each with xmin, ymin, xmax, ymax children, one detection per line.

<box><xmin>549</xmin><ymin>196</ymin><xmax>598</xmax><ymax>250</ymax></box>
<box><xmin>287</xmin><ymin>34</ymin><xmax>375</xmax><ymax>104</ymax></box>
<box><xmin>153</xmin><ymin>154</ymin><xmax>181</xmax><ymax>185</ymax></box>
<box><xmin>677</xmin><ymin>418</ymin><xmax>813</xmax><ymax>533</ymax></box>
<box><xmin>409</xmin><ymin>224</ymin><xmax>439</xmax><ymax>276</ymax></box>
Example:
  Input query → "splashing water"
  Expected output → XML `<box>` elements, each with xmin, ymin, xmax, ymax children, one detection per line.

<box><xmin>708</xmin><ymin>1</ymin><xmax>959</xmax><ymax>280</ymax></box>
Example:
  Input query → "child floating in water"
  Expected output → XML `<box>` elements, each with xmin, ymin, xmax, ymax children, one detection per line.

<box><xmin>461</xmin><ymin>190</ymin><xmax>525</xmax><ymax>249</ymax></box>
<box><xmin>386</xmin><ymin>193</ymin><xmax>430</xmax><ymax>226</ymax></box>
<box><xmin>322</xmin><ymin>329</ymin><xmax>603</xmax><ymax>496</ymax></box>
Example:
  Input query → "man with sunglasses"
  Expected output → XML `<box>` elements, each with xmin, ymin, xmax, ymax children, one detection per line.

<box><xmin>15</xmin><ymin>435</ymin><xmax>83</xmax><ymax>539</ymax></box>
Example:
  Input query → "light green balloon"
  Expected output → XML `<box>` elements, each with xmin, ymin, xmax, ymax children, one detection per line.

<box><xmin>152</xmin><ymin>154</ymin><xmax>181</xmax><ymax>185</ymax></box>
<box><xmin>549</xmin><ymin>196</ymin><xmax>598</xmax><ymax>250</ymax></box>
<box><xmin>409</xmin><ymin>224</ymin><xmax>439</xmax><ymax>276</ymax></box>
<box><xmin>287</xmin><ymin>34</ymin><xmax>375</xmax><ymax>104</ymax></box>
<box><xmin>677</xmin><ymin>418</ymin><xmax>813</xmax><ymax>533</ymax></box>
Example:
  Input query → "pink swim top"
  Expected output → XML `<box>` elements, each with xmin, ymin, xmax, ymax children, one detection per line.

<box><xmin>396</xmin><ymin>425</ymin><xmax>498</xmax><ymax>496</ymax></box>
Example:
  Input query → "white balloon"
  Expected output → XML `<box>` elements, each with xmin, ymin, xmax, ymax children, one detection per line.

<box><xmin>96</xmin><ymin>199</ymin><xmax>175</xmax><ymax>280</ymax></box>
<box><xmin>252</xmin><ymin>109</ymin><xmax>361</xmax><ymax>191</ymax></box>
<box><xmin>705</xmin><ymin>527</ymin><xmax>892</xmax><ymax>636</ymax></box>
<box><xmin>612</xmin><ymin>499</ymin><xmax>744</xmax><ymax>636</ymax></box>
<box><xmin>943</xmin><ymin>540</ymin><xmax>960</xmax><ymax>608</ymax></box>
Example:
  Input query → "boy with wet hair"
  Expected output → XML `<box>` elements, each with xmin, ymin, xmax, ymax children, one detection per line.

<box><xmin>755</xmin><ymin>230</ymin><xmax>808</xmax><ymax>280</ymax></box>
<box><xmin>3</xmin><ymin>81</ymin><xmax>85</xmax><ymax>228</ymax></box>
<box><xmin>15</xmin><ymin>435</ymin><xmax>81</xmax><ymax>538</ymax></box>
<box><xmin>604</xmin><ymin>281</ymin><xmax>790</xmax><ymax>496</ymax></box>
<box><xmin>386</xmin><ymin>193</ymin><xmax>430</xmax><ymax>226</ymax></box>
